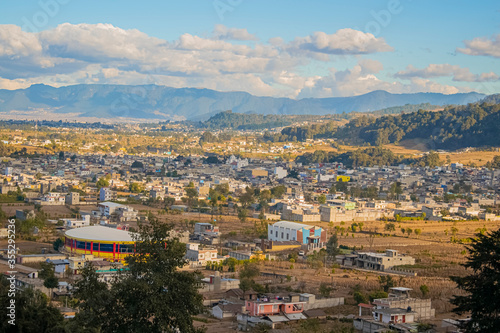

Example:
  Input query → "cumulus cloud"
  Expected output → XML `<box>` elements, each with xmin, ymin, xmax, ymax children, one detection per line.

<box><xmin>395</xmin><ymin>64</ymin><xmax>499</xmax><ymax>82</ymax></box>
<box><xmin>0</xmin><ymin>23</ymin><xmax>483</xmax><ymax>98</ymax></box>
<box><xmin>290</xmin><ymin>29</ymin><xmax>393</xmax><ymax>55</ymax></box>
<box><xmin>212</xmin><ymin>24</ymin><xmax>258</xmax><ymax>41</ymax></box>
<box><xmin>457</xmin><ymin>34</ymin><xmax>500</xmax><ymax>58</ymax></box>
<box><xmin>295</xmin><ymin>60</ymin><xmax>471</xmax><ymax>98</ymax></box>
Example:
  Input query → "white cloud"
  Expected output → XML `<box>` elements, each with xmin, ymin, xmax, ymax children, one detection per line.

<box><xmin>395</xmin><ymin>64</ymin><xmax>499</xmax><ymax>82</ymax></box>
<box><xmin>295</xmin><ymin>60</ymin><xmax>471</xmax><ymax>98</ymax></box>
<box><xmin>212</xmin><ymin>24</ymin><xmax>258</xmax><ymax>41</ymax></box>
<box><xmin>457</xmin><ymin>34</ymin><xmax>500</xmax><ymax>58</ymax></box>
<box><xmin>0</xmin><ymin>23</ymin><xmax>485</xmax><ymax>98</ymax></box>
<box><xmin>289</xmin><ymin>29</ymin><xmax>393</xmax><ymax>55</ymax></box>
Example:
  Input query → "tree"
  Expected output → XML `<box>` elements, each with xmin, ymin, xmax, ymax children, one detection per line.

<box><xmin>238</xmin><ymin>207</ymin><xmax>248</xmax><ymax>223</ymax></box>
<box><xmin>129</xmin><ymin>182</ymin><xmax>144</xmax><ymax>193</ymax></box>
<box><xmin>378</xmin><ymin>275</ymin><xmax>395</xmax><ymax>292</ymax></box>
<box><xmin>53</xmin><ymin>238</ymin><xmax>64</xmax><ymax>251</ymax></box>
<box><xmin>43</xmin><ymin>275</ymin><xmax>59</xmax><ymax>299</ymax></box>
<box><xmin>317</xmin><ymin>194</ymin><xmax>326</xmax><ymax>204</ymax></box>
<box><xmin>325</xmin><ymin>234</ymin><xmax>340</xmax><ymax>259</ymax></box>
<box><xmin>131</xmin><ymin>161</ymin><xmax>144</xmax><ymax>168</ymax></box>
<box><xmin>420</xmin><ymin>284</ymin><xmax>429</xmax><ymax>298</ymax></box>
<box><xmin>384</xmin><ymin>223</ymin><xmax>396</xmax><ymax>233</ymax></box>
<box><xmin>451</xmin><ymin>228</ymin><xmax>500</xmax><ymax>332</ymax></box>
<box><xmin>239</xmin><ymin>262</ymin><xmax>260</xmax><ymax>280</ymax></box>
<box><xmin>96</xmin><ymin>177</ymin><xmax>109</xmax><ymax>189</ymax></box>
<box><xmin>73</xmin><ymin>219</ymin><xmax>204</xmax><ymax>332</ymax></box>
<box><xmin>319</xmin><ymin>282</ymin><xmax>333</xmax><ymax>297</ymax></box>
<box><xmin>369</xmin><ymin>290</ymin><xmax>388</xmax><ymax>302</ymax></box>
<box><xmin>0</xmin><ymin>276</ymin><xmax>65</xmax><ymax>333</ymax></box>
<box><xmin>353</xmin><ymin>291</ymin><xmax>367</xmax><ymax>305</ymax></box>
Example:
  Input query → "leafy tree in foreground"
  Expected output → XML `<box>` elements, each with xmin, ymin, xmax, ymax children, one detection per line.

<box><xmin>451</xmin><ymin>228</ymin><xmax>500</xmax><ymax>332</ymax></box>
<box><xmin>72</xmin><ymin>218</ymin><xmax>205</xmax><ymax>333</ymax></box>
<box><xmin>0</xmin><ymin>276</ymin><xmax>65</xmax><ymax>333</ymax></box>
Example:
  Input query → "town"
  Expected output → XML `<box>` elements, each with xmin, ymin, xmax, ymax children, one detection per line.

<box><xmin>1</xmin><ymin>140</ymin><xmax>500</xmax><ymax>332</ymax></box>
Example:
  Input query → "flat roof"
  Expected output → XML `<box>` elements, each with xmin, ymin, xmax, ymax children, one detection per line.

<box><xmin>390</xmin><ymin>287</ymin><xmax>413</xmax><ymax>292</ymax></box>
<box><xmin>271</xmin><ymin>221</ymin><xmax>315</xmax><ymax>230</ymax></box>
<box><xmin>65</xmin><ymin>226</ymin><xmax>136</xmax><ymax>242</ymax></box>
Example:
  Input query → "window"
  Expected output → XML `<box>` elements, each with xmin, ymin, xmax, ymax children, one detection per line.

<box><xmin>99</xmin><ymin>243</ymin><xmax>114</xmax><ymax>252</ymax></box>
<box><xmin>76</xmin><ymin>241</ymin><xmax>86</xmax><ymax>250</ymax></box>
<box><xmin>85</xmin><ymin>242</ymin><xmax>91</xmax><ymax>250</ymax></box>
<box><xmin>281</xmin><ymin>232</ymin><xmax>284</xmax><ymax>238</ymax></box>
<box><xmin>93</xmin><ymin>243</ymin><xmax>99</xmax><ymax>251</ymax></box>
<box><xmin>286</xmin><ymin>234</ymin><xmax>289</xmax><ymax>240</ymax></box>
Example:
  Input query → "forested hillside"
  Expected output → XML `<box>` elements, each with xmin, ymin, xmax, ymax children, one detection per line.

<box><xmin>295</xmin><ymin>147</ymin><xmax>442</xmax><ymax>168</ymax></box>
<box><xmin>335</xmin><ymin>101</ymin><xmax>500</xmax><ymax>149</ymax></box>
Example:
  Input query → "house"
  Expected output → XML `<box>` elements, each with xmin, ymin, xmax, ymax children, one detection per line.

<box><xmin>47</xmin><ymin>259</ymin><xmax>70</xmax><ymax>275</ymax></box>
<box><xmin>212</xmin><ymin>303</ymin><xmax>244</xmax><ymax>319</ymax></box>
<box><xmin>355</xmin><ymin>287</ymin><xmax>434</xmax><ymax>333</ymax></box>
<box><xmin>185</xmin><ymin>243</ymin><xmax>221</xmax><ymax>266</ymax></box>
<box><xmin>245</xmin><ymin>294</ymin><xmax>305</xmax><ymax>317</ymax></box>
<box><xmin>355</xmin><ymin>250</ymin><xmax>415</xmax><ymax>271</ymax></box>
<box><xmin>267</xmin><ymin>221</ymin><xmax>326</xmax><ymax>247</ymax></box>
<box><xmin>99</xmin><ymin>187</ymin><xmax>116</xmax><ymax>201</ymax></box>
<box><xmin>96</xmin><ymin>202</ymin><xmax>137</xmax><ymax>221</ymax></box>
<box><xmin>194</xmin><ymin>223</ymin><xmax>220</xmax><ymax>238</ymax></box>
<box><xmin>372</xmin><ymin>287</ymin><xmax>435</xmax><ymax>320</ymax></box>
<box><xmin>62</xmin><ymin>214</ymin><xmax>91</xmax><ymax>229</ymax></box>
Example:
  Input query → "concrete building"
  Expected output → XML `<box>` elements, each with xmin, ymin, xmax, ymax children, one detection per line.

<box><xmin>185</xmin><ymin>243</ymin><xmax>221</xmax><ymax>266</ymax></box>
<box><xmin>372</xmin><ymin>287</ymin><xmax>435</xmax><ymax>320</ymax></box>
<box><xmin>62</xmin><ymin>214</ymin><xmax>91</xmax><ymax>229</ymax></box>
<box><xmin>267</xmin><ymin>221</ymin><xmax>326</xmax><ymax>246</ymax></box>
<box><xmin>355</xmin><ymin>250</ymin><xmax>415</xmax><ymax>271</ymax></box>
<box><xmin>66</xmin><ymin>192</ymin><xmax>80</xmax><ymax>205</ymax></box>
<box><xmin>99</xmin><ymin>187</ymin><xmax>116</xmax><ymax>201</ymax></box>
<box><xmin>194</xmin><ymin>223</ymin><xmax>220</xmax><ymax>238</ymax></box>
<box><xmin>96</xmin><ymin>202</ymin><xmax>137</xmax><ymax>221</ymax></box>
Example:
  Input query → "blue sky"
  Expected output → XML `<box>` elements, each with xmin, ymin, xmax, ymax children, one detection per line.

<box><xmin>0</xmin><ymin>0</ymin><xmax>499</xmax><ymax>97</ymax></box>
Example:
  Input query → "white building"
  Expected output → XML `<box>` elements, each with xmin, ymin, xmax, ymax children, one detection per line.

<box><xmin>274</xmin><ymin>166</ymin><xmax>288</xmax><ymax>179</ymax></box>
<box><xmin>62</xmin><ymin>215</ymin><xmax>91</xmax><ymax>229</ymax></box>
<box><xmin>185</xmin><ymin>243</ymin><xmax>221</xmax><ymax>266</ymax></box>
<box><xmin>267</xmin><ymin>221</ymin><xmax>326</xmax><ymax>245</ymax></box>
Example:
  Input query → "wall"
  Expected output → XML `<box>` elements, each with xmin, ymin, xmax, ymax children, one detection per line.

<box><xmin>303</xmin><ymin>297</ymin><xmax>344</xmax><ymax>310</ymax></box>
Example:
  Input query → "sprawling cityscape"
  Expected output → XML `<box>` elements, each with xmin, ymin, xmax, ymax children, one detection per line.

<box><xmin>1</xmin><ymin>1</ymin><xmax>500</xmax><ymax>333</ymax></box>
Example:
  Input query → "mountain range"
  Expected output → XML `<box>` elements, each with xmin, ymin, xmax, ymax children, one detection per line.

<box><xmin>0</xmin><ymin>84</ymin><xmax>486</xmax><ymax>121</ymax></box>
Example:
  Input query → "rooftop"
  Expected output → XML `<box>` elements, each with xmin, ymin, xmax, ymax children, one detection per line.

<box><xmin>65</xmin><ymin>226</ymin><xmax>136</xmax><ymax>242</ymax></box>
<box><xmin>271</xmin><ymin>221</ymin><xmax>315</xmax><ymax>230</ymax></box>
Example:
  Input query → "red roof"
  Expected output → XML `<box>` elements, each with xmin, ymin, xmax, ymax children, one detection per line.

<box><xmin>358</xmin><ymin>303</ymin><xmax>373</xmax><ymax>308</ymax></box>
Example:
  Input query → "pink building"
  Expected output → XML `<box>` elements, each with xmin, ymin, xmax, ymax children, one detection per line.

<box><xmin>245</xmin><ymin>296</ymin><xmax>305</xmax><ymax>317</ymax></box>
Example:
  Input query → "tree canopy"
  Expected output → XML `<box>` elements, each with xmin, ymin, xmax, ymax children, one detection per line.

<box><xmin>451</xmin><ymin>228</ymin><xmax>500</xmax><ymax>332</ymax></box>
<box><xmin>72</xmin><ymin>218</ymin><xmax>204</xmax><ymax>332</ymax></box>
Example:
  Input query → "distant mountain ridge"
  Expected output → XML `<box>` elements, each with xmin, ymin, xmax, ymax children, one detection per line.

<box><xmin>0</xmin><ymin>84</ymin><xmax>485</xmax><ymax>121</ymax></box>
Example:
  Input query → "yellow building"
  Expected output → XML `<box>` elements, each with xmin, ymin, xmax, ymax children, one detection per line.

<box><xmin>64</xmin><ymin>226</ymin><xmax>136</xmax><ymax>262</ymax></box>
<box><xmin>336</xmin><ymin>175</ymin><xmax>350</xmax><ymax>182</ymax></box>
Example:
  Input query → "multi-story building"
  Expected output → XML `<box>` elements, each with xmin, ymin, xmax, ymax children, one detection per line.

<box><xmin>355</xmin><ymin>250</ymin><xmax>415</xmax><ymax>271</ymax></box>
<box><xmin>245</xmin><ymin>294</ymin><xmax>305</xmax><ymax>317</ymax></box>
<box><xmin>99</xmin><ymin>187</ymin><xmax>116</xmax><ymax>201</ymax></box>
<box><xmin>185</xmin><ymin>243</ymin><xmax>221</xmax><ymax>266</ymax></box>
<box><xmin>267</xmin><ymin>221</ymin><xmax>326</xmax><ymax>246</ymax></box>
<box><xmin>194</xmin><ymin>223</ymin><xmax>220</xmax><ymax>238</ymax></box>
